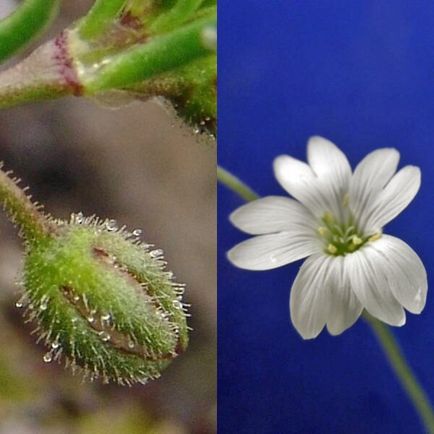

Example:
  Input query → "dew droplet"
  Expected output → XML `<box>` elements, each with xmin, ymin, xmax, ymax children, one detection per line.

<box><xmin>99</xmin><ymin>331</ymin><xmax>111</xmax><ymax>342</ymax></box>
<box><xmin>128</xmin><ymin>341</ymin><xmax>135</xmax><ymax>349</ymax></box>
<box><xmin>150</xmin><ymin>249</ymin><xmax>163</xmax><ymax>258</ymax></box>
<box><xmin>87</xmin><ymin>316</ymin><xmax>95</xmax><ymax>324</ymax></box>
<box><xmin>101</xmin><ymin>313</ymin><xmax>111</xmax><ymax>322</ymax></box>
<box><xmin>39</xmin><ymin>295</ymin><xmax>49</xmax><ymax>311</ymax></box>
<box><xmin>15</xmin><ymin>301</ymin><xmax>23</xmax><ymax>308</ymax></box>
<box><xmin>43</xmin><ymin>352</ymin><xmax>53</xmax><ymax>363</ymax></box>
<box><xmin>173</xmin><ymin>300</ymin><xmax>183</xmax><ymax>310</ymax></box>
<box><xmin>105</xmin><ymin>219</ymin><xmax>118</xmax><ymax>231</ymax></box>
<box><xmin>51</xmin><ymin>341</ymin><xmax>60</xmax><ymax>349</ymax></box>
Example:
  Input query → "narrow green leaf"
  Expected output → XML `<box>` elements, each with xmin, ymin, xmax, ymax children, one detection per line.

<box><xmin>77</xmin><ymin>0</ymin><xmax>127</xmax><ymax>40</ymax></box>
<box><xmin>84</xmin><ymin>15</ymin><xmax>216</xmax><ymax>92</ymax></box>
<box><xmin>0</xmin><ymin>0</ymin><xmax>60</xmax><ymax>62</ymax></box>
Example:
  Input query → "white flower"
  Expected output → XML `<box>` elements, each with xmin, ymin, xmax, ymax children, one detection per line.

<box><xmin>227</xmin><ymin>136</ymin><xmax>427</xmax><ymax>339</ymax></box>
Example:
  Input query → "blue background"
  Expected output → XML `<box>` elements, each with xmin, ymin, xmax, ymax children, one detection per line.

<box><xmin>219</xmin><ymin>1</ymin><xmax>434</xmax><ymax>433</ymax></box>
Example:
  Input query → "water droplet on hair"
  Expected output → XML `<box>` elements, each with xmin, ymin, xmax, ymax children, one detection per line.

<box><xmin>105</xmin><ymin>219</ymin><xmax>118</xmax><ymax>231</ymax></box>
<box><xmin>173</xmin><ymin>300</ymin><xmax>183</xmax><ymax>310</ymax></box>
<box><xmin>87</xmin><ymin>315</ymin><xmax>95</xmax><ymax>324</ymax></box>
<box><xmin>133</xmin><ymin>229</ymin><xmax>142</xmax><ymax>236</ymax></box>
<box><xmin>43</xmin><ymin>352</ymin><xmax>53</xmax><ymax>363</ymax></box>
<box><xmin>128</xmin><ymin>341</ymin><xmax>135</xmax><ymax>349</ymax></box>
<box><xmin>51</xmin><ymin>341</ymin><xmax>60</xmax><ymax>349</ymax></box>
<box><xmin>101</xmin><ymin>313</ymin><xmax>111</xmax><ymax>322</ymax></box>
<box><xmin>76</xmin><ymin>212</ymin><xmax>84</xmax><ymax>224</ymax></box>
<box><xmin>150</xmin><ymin>249</ymin><xmax>163</xmax><ymax>258</ymax></box>
<box><xmin>15</xmin><ymin>301</ymin><xmax>23</xmax><ymax>308</ymax></box>
<box><xmin>99</xmin><ymin>331</ymin><xmax>111</xmax><ymax>342</ymax></box>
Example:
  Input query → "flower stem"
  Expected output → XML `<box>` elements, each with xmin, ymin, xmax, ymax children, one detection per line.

<box><xmin>0</xmin><ymin>166</ymin><xmax>54</xmax><ymax>244</ymax></box>
<box><xmin>217</xmin><ymin>164</ymin><xmax>434</xmax><ymax>433</ymax></box>
<box><xmin>363</xmin><ymin>313</ymin><xmax>434</xmax><ymax>433</ymax></box>
<box><xmin>0</xmin><ymin>0</ymin><xmax>60</xmax><ymax>62</ymax></box>
<box><xmin>217</xmin><ymin>166</ymin><xmax>259</xmax><ymax>202</ymax></box>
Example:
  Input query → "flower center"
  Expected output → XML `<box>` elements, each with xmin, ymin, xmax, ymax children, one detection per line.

<box><xmin>317</xmin><ymin>212</ymin><xmax>381</xmax><ymax>256</ymax></box>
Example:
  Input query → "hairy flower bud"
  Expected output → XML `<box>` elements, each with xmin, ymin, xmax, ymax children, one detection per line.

<box><xmin>18</xmin><ymin>213</ymin><xmax>189</xmax><ymax>385</ymax></box>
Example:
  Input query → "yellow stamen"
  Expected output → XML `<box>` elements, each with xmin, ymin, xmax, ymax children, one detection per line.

<box><xmin>318</xmin><ymin>226</ymin><xmax>328</xmax><ymax>236</ymax></box>
<box><xmin>352</xmin><ymin>235</ymin><xmax>362</xmax><ymax>245</ymax></box>
<box><xmin>327</xmin><ymin>244</ymin><xmax>338</xmax><ymax>254</ymax></box>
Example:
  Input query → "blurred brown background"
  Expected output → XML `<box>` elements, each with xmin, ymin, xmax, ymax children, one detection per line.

<box><xmin>0</xmin><ymin>2</ymin><xmax>216</xmax><ymax>433</ymax></box>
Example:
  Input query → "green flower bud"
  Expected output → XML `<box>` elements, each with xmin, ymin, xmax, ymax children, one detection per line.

<box><xmin>0</xmin><ymin>167</ymin><xmax>188</xmax><ymax>385</ymax></box>
<box><xmin>19</xmin><ymin>214</ymin><xmax>189</xmax><ymax>385</ymax></box>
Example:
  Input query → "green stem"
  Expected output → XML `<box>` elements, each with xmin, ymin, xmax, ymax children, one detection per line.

<box><xmin>0</xmin><ymin>0</ymin><xmax>60</xmax><ymax>62</ymax></box>
<box><xmin>0</xmin><ymin>166</ymin><xmax>53</xmax><ymax>243</ymax></box>
<box><xmin>218</xmin><ymin>164</ymin><xmax>434</xmax><ymax>433</ymax></box>
<box><xmin>77</xmin><ymin>0</ymin><xmax>126</xmax><ymax>39</ymax></box>
<box><xmin>363</xmin><ymin>313</ymin><xmax>434</xmax><ymax>433</ymax></box>
<box><xmin>83</xmin><ymin>15</ymin><xmax>216</xmax><ymax>92</ymax></box>
<box><xmin>217</xmin><ymin>166</ymin><xmax>259</xmax><ymax>202</ymax></box>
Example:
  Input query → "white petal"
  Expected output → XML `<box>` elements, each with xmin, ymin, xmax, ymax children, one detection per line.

<box><xmin>325</xmin><ymin>256</ymin><xmax>363</xmax><ymax>335</ymax></box>
<box><xmin>273</xmin><ymin>155</ymin><xmax>331</xmax><ymax>217</ymax></box>
<box><xmin>345</xmin><ymin>245</ymin><xmax>406</xmax><ymax>326</ymax></box>
<box><xmin>229</xmin><ymin>196</ymin><xmax>317</xmax><ymax>235</ymax></box>
<box><xmin>349</xmin><ymin>148</ymin><xmax>400</xmax><ymax>230</ymax></box>
<box><xmin>307</xmin><ymin>136</ymin><xmax>352</xmax><ymax>188</ymax></box>
<box><xmin>370</xmin><ymin>235</ymin><xmax>427</xmax><ymax>314</ymax></box>
<box><xmin>227</xmin><ymin>232</ymin><xmax>320</xmax><ymax>271</ymax></box>
<box><xmin>363</xmin><ymin>166</ymin><xmax>421</xmax><ymax>233</ymax></box>
<box><xmin>290</xmin><ymin>254</ymin><xmax>333</xmax><ymax>339</ymax></box>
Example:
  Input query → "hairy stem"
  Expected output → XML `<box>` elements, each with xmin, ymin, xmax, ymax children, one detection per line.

<box><xmin>218</xmin><ymin>164</ymin><xmax>434</xmax><ymax>433</ymax></box>
<box><xmin>0</xmin><ymin>166</ymin><xmax>54</xmax><ymax>243</ymax></box>
<box><xmin>0</xmin><ymin>0</ymin><xmax>60</xmax><ymax>62</ymax></box>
